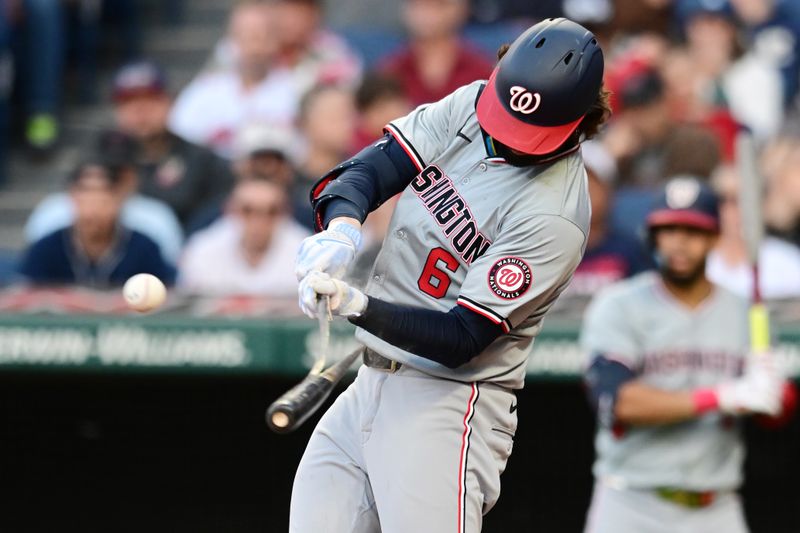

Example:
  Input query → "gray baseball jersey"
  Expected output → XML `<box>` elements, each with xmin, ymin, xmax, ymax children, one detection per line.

<box><xmin>291</xmin><ymin>80</ymin><xmax>590</xmax><ymax>533</ymax></box>
<box><xmin>580</xmin><ymin>272</ymin><xmax>750</xmax><ymax>491</ymax></box>
<box><xmin>356</xmin><ymin>80</ymin><xmax>590</xmax><ymax>390</ymax></box>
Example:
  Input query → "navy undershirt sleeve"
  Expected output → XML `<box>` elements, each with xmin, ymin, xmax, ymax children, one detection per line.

<box><xmin>348</xmin><ymin>297</ymin><xmax>504</xmax><ymax>368</ymax></box>
<box><xmin>584</xmin><ymin>354</ymin><xmax>637</xmax><ymax>427</ymax></box>
<box><xmin>315</xmin><ymin>134</ymin><xmax>420</xmax><ymax>228</ymax></box>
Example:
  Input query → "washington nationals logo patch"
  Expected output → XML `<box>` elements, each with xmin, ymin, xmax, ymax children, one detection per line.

<box><xmin>488</xmin><ymin>257</ymin><xmax>532</xmax><ymax>299</ymax></box>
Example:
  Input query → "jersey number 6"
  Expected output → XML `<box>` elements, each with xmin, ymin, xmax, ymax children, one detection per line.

<box><xmin>418</xmin><ymin>248</ymin><xmax>459</xmax><ymax>298</ymax></box>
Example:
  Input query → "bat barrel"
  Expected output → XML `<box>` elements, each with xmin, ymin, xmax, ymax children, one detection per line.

<box><xmin>266</xmin><ymin>374</ymin><xmax>336</xmax><ymax>433</ymax></box>
<box><xmin>265</xmin><ymin>348</ymin><xmax>363</xmax><ymax>434</ymax></box>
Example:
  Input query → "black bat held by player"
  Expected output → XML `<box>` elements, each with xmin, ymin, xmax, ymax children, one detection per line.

<box><xmin>266</xmin><ymin>298</ymin><xmax>361</xmax><ymax>434</ymax></box>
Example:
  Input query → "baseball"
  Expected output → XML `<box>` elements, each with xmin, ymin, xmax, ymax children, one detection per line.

<box><xmin>123</xmin><ymin>274</ymin><xmax>167</xmax><ymax>313</ymax></box>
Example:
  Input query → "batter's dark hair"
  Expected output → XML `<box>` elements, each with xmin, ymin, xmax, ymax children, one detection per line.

<box><xmin>496</xmin><ymin>43</ymin><xmax>511</xmax><ymax>60</ymax></box>
<box><xmin>579</xmin><ymin>85</ymin><xmax>612</xmax><ymax>140</ymax></box>
<box><xmin>495</xmin><ymin>43</ymin><xmax>612</xmax><ymax>141</ymax></box>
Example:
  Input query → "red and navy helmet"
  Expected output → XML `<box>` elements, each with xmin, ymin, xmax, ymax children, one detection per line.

<box><xmin>647</xmin><ymin>176</ymin><xmax>720</xmax><ymax>234</ymax></box>
<box><xmin>476</xmin><ymin>18</ymin><xmax>604</xmax><ymax>155</ymax></box>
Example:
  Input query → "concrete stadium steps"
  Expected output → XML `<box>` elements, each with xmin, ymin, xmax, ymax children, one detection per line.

<box><xmin>0</xmin><ymin>0</ymin><xmax>232</xmax><ymax>253</ymax></box>
<box><xmin>141</xmin><ymin>26</ymin><xmax>225</xmax><ymax>79</ymax></box>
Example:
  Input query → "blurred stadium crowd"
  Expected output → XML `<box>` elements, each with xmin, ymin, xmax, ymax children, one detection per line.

<box><xmin>1</xmin><ymin>0</ymin><xmax>800</xmax><ymax>303</ymax></box>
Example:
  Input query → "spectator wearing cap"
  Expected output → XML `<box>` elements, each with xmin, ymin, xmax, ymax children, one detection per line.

<box><xmin>111</xmin><ymin>60</ymin><xmax>235</xmax><ymax>229</ymax></box>
<box><xmin>707</xmin><ymin>164</ymin><xmax>800</xmax><ymax>298</ymax></box>
<box><xmin>168</xmin><ymin>0</ymin><xmax>297</xmax><ymax>157</ymax></box>
<box><xmin>596</xmin><ymin>60</ymin><xmax>672</xmax><ymax>186</ymax></box>
<box><xmin>233</xmin><ymin>122</ymin><xmax>299</xmax><ymax>189</ymax></box>
<box><xmin>178</xmin><ymin>173</ymin><xmax>310</xmax><ymax>296</ymax></box>
<box><xmin>568</xmin><ymin>142</ymin><xmax>653</xmax><ymax>296</ymax></box>
<box><xmin>25</xmin><ymin>130</ymin><xmax>184</xmax><ymax>265</ymax></box>
<box><xmin>600</xmin><ymin>52</ymin><xmax>724</xmax><ymax>184</ymax></box>
<box><xmin>18</xmin><ymin>159</ymin><xmax>176</xmax><ymax>288</ymax></box>
<box><xmin>379</xmin><ymin>0</ymin><xmax>493</xmax><ymax>106</ymax></box>
<box><xmin>185</xmin><ymin>122</ymin><xmax>306</xmax><ymax>235</ymax></box>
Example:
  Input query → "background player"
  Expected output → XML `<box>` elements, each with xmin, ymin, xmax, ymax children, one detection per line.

<box><xmin>289</xmin><ymin>18</ymin><xmax>608</xmax><ymax>532</ymax></box>
<box><xmin>581</xmin><ymin>176</ymin><xmax>796</xmax><ymax>533</ymax></box>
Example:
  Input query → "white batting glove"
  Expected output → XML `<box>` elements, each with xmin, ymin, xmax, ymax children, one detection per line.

<box><xmin>716</xmin><ymin>353</ymin><xmax>783</xmax><ymax>416</ymax></box>
<box><xmin>298</xmin><ymin>271</ymin><xmax>368</xmax><ymax>319</ymax></box>
<box><xmin>295</xmin><ymin>220</ymin><xmax>362</xmax><ymax>280</ymax></box>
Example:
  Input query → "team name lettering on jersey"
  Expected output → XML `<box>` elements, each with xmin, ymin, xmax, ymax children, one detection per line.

<box><xmin>642</xmin><ymin>350</ymin><xmax>744</xmax><ymax>376</ymax></box>
<box><xmin>410</xmin><ymin>165</ymin><xmax>492</xmax><ymax>265</ymax></box>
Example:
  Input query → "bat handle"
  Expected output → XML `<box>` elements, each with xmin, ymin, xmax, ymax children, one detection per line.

<box><xmin>750</xmin><ymin>304</ymin><xmax>771</xmax><ymax>355</ymax></box>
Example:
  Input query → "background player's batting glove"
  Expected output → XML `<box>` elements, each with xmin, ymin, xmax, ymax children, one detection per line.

<box><xmin>716</xmin><ymin>352</ymin><xmax>783</xmax><ymax>416</ymax></box>
<box><xmin>299</xmin><ymin>271</ymin><xmax>367</xmax><ymax>319</ymax></box>
<box><xmin>295</xmin><ymin>220</ymin><xmax>362</xmax><ymax>280</ymax></box>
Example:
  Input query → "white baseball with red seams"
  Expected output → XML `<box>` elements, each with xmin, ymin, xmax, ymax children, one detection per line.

<box><xmin>123</xmin><ymin>274</ymin><xmax>167</xmax><ymax>312</ymax></box>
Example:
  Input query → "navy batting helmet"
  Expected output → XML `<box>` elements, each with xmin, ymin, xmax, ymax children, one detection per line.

<box><xmin>476</xmin><ymin>18</ymin><xmax>604</xmax><ymax>155</ymax></box>
<box><xmin>647</xmin><ymin>176</ymin><xmax>720</xmax><ymax>234</ymax></box>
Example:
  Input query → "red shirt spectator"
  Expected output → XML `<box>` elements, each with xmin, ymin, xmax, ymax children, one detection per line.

<box><xmin>379</xmin><ymin>0</ymin><xmax>493</xmax><ymax>106</ymax></box>
<box><xmin>381</xmin><ymin>43</ymin><xmax>493</xmax><ymax>106</ymax></box>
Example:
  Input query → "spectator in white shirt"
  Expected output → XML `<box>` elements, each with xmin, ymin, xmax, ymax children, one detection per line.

<box><xmin>206</xmin><ymin>0</ymin><xmax>361</xmax><ymax>97</ymax></box>
<box><xmin>707</xmin><ymin>164</ymin><xmax>800</xmax><ymax>299</ymax></box>
<box><xmin>168</xmin><ymin>0</ymin><xmax>297</xmax><ymax>158</ymax></box>
<box><xmin>179</xmin><ymin>174</ymin><xmax>310</xmax><ymax>296</ymax></box>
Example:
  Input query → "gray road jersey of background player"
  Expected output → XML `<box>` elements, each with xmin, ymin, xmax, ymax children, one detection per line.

<box><xmin>580</xmin><ymin>272</ymin><xmax>750</xmax><ymax>491</ymax></box>
<box><xmin>354</xmin><ymin>81</ymin><xmax>590</xmax><ymax>390</ymax></box>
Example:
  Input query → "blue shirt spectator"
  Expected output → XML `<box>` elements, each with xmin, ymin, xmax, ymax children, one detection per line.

<box><xmin>19</xmin><ymin>226</ymin><xmax>175</xmax><ymax>288</ymax></box>
<box><xmin>18</xmin><ymin>158</ymin><xmax>175</xmax><ymax>288</ymax></box>
<box><xmin>25</xmin><ymin>192</ymin><xmax>184</xmax><ymax>265</ymax></box>
<box><xmin>25</xmin><ymin>129</ymin><xmax>184</xmax><ymax>264</ymax></box>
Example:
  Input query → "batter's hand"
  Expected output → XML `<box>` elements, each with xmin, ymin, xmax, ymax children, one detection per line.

<box><xmin>295</xmin><ymin>220</ymin><xmax>363</xmax><ymax>280</ymax></box>
<box><xmin>716</xmin><ymin>353</ymin><xmax>783</xmax><ymax>416</ymax></box>
<box><xmin>299</xmin><ymin>271</ymin><xmax>368</xmax><ymax>319</ymax></box>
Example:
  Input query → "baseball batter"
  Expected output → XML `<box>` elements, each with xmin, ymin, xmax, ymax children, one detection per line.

<box><xmin>289</xmin><ymin>18</ymin><xmax>608</xmax><ymax>532</ymax></box>
<box><xmin>581</xmin><ymin>177</ymin><xmax>794</xmax><ymax>533</ymax></box>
